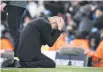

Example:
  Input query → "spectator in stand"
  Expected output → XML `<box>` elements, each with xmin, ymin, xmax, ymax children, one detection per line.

<box><xmin>66</xmin><ymin>25</ymin><xmax>76</xmax><ymax>43</ymax></box>
<box><xmin>89</xmin><ymin>32</ymin><xmax>100</xmax><ymax>51</ymax></box>
<box><xmin>88</xmin><ymin>31</ymin><xmax>100</xmax><ymax>67</ymax></box>
<box><xmin>92</xmin><ymin>39</ymin><xmax>103</xmax><ymax>67</ymax></box>
<box><xmin>93</xmin><ymin>4</ymin><xmax>103</xmax><ymax>30</ymax></box>
<box><xmin>91</xmin><ymin>31</ymin><xmax>103</xmax><ymax>67</ymax></box>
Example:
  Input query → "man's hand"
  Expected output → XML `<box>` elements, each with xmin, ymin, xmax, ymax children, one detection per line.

<box><xmin>0</xmin><ymin>3</ymin><xmax>6</xmax><ymax>12</ymax></box>
<box><xmin>49</xmin><ymin>16</ymin><xmax>65</xmax><ymax>30</ymax></box>
<box><xmin>55</xmin><ymin>17</ymin><xmax>65</xmax><ymax>31</ymax></box>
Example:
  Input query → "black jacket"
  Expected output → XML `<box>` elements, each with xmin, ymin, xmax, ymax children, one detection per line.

<box><xmin>16</xmin><ymin>17</ymin><xmax>61</xmax><ymax>60</ymax></box>
<box><xmin>2</xmin><ymin>1</ymin><xmax>27</xmax><ymax>8</ymax></box>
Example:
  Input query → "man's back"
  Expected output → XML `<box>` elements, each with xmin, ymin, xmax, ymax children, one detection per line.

<box><xmin>17</xmin><ymin>17</ymin><xmax>61</xmax><ymax>60</ymax></box>
<box><xmin>21</xmin><ymin>17</ymin><xmax>51</xmax><ymax>45</ymax></box>
<box><xmin>17</xmin><ymin>17</ymin><xmax>50</xmax><ymax>57</ymax></box>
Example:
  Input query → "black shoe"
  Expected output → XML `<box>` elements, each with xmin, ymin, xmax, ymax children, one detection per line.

<box><xmin>7</xmin><ymin>60</ymin><xmax>16</xmax><ymax>67</ymax></box>
<box><xmin>5</xmin><ymin>59</ymin><xmax>21</xmax><ymax>68</ymax></box>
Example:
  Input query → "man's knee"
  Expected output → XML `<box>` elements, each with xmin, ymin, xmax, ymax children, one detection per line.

<box><xmin>20</xmin><ymin>61</ymin><xmax>56</xmax><ymax>68</ymax></box>
<box><xmin>50</xmin><ymin>62</ymin><xmax>56</xmax><ymax>68</ymax></box>
<box><xmin>47</xmin><ymin>60</ymin><xmax>56</xmax><ymax>68</ymax></box>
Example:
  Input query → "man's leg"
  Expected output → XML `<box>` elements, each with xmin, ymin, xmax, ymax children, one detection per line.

<box><xmin>7</xmin><ymin>5</ymin><xmax>25</xmax><ymax>41</ymax></box>
<box><xmin>7</xmin><ymin>5</ymin><xmax>25</xmax><ymax>57</ymax></box>
<box><xmin>20</xmin><ymin>53</ymin><xmax>56</xmax><ymax>68</ymax></box>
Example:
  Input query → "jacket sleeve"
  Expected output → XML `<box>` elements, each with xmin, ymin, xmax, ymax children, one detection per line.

<box><xmin>41</xmin><ymin>24</ymin><xmax>61</xmax><ymax>47</ymax></box>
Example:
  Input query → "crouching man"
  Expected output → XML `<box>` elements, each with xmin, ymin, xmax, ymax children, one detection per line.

<box><xmin>16</xmin><ymin>16</ymin><xmax>64</xmax><ymax>68</ymax></box>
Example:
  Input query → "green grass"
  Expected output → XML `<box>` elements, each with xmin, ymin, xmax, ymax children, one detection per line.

<box><xmin>1</xmin><ymin>66</ymin><xmax>103</xmax><ymax>72</ymax></box>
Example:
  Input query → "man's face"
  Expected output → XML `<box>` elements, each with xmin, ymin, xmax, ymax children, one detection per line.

<box><xmin>49</xmin><ymin>17</ymin><xmax>58</xmax><ymax>29</ymax></box>
<box><xmin>95</xmin><ymin>9</ymin><xmax>103</xmax><ymax>18</ymax></box>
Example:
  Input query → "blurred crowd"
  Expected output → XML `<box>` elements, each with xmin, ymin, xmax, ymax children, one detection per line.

<box><xmin>1</xmin><ymin>1</ymin><xmax>103</xmax><ymax>67</ymax></box>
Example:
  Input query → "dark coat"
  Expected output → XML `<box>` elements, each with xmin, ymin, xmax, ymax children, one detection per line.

<box><xmin>3</xmin><ymin>1</ymin><xmax>27</xmax><ymax>8</ymax></box>
<box><xmin>16</xmin><ymin>17</ymin><xmax>61</xmax><ymax>61</ymax></box>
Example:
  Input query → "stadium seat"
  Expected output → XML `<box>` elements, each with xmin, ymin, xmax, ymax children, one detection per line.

<box><xmin>59</xmin><ymin>47</ymin><xmax>88</xmax><ymax>66</ymax></box>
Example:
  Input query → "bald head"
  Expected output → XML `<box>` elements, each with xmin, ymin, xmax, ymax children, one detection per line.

<box><xmin>48</xmin><ymin>16</ymin><xmax>65</xmax><ymax>30</ymax></box>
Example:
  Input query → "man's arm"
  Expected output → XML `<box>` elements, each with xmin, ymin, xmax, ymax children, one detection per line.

<box><xmin>41</xmin><ymin>24</ymin><xmax>61</xmax><ymax>47</ymax></box>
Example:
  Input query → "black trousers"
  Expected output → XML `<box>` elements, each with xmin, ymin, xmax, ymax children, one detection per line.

<box><xmin>7</xmin><ymin>5</ymin><xmax>25</xmax><ymax>57</ymax></box>
<box><xmin>20</xmin><ymin>53</ymin><xmax>56</xmax><ymax>68</ymax></box>
<box><xmin>7</xmin><ymin>5</ymin><xmax>25</xmax><ymax>41</ymax></box>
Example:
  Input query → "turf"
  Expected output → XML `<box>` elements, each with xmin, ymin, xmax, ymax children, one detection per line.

<box><xmin>1</xmin><ymin>66</ymin><xmax>103</xmax><ymax>72</ymax></box>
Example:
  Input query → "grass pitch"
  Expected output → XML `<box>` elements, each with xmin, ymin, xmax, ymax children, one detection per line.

<box><xmin>1</xmin><ymin>66</ymin><xmax>103</xmax><ymax>72</ymax></box>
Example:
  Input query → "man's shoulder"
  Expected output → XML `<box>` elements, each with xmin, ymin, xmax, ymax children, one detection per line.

<box><xmin>31</xmin><ymin>17</ymin><xmax>44</xmax><ymax>22</ymax></box>
<box><xmin>35</xmin><ymin>17</ymin><xmax>49</xmax><ymax>23</ymax></box>
<box><xmin>28</xmin><ymin>17</ymin><xmax>51</xmax><ymax>30</ymax></box>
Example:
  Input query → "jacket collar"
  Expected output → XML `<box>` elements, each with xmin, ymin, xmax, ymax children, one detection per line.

<box><xmin>42</xmin><ymin>16</ymin><xmax>51</xmax><ymax>25</ymax></box>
